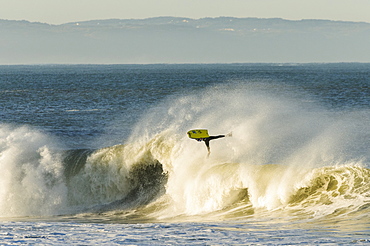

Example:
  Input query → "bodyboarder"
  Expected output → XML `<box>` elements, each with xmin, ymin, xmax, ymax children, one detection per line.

<box><xmin>193</xmin><ymin>132</ymin><xmax>232</xmax><ymax>156</ymax></box>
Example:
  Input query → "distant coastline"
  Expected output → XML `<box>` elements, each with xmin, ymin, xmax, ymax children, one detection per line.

<box><xmin>1</xmin><ymin>17</ymin><xmax>369</xmax><ymax>64</ymax></box>
<box><xmin>2</xmin><ymin>16</ymin><xmax>370</xmax><ymax>26</ymax></box>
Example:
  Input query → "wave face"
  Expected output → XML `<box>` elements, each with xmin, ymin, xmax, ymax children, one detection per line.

<box><xmin>0</xmin><ymin>85</ymin><xmax>369</xmax><ymax>221</ymax></box>
<box><xmin>0</xmin><ymin>125</ymin><xmax>167</xmax><ymax>217</ymax></box>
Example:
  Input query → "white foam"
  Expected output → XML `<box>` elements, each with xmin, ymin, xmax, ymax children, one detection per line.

<box><xmin>128</xmin><ymin>84</ymin><xmax>370</xmax><ymax>218</ymax></box>
<box><xmin>0</xmin><ymin>124</ymin><xmax>67</xmax><ymax>217</ymax></box>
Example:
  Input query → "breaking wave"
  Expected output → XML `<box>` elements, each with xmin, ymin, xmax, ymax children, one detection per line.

<box><xmin>1</xmin><ymin>85</ymin><xmax>369</xmax><ymax>221</ymax></box>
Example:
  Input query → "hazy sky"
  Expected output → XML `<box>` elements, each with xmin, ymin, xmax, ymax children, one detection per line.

<box><xmin>1</xmin><ymin>0</ymin><xmax>370</xmax><ymax>24</ymax></box>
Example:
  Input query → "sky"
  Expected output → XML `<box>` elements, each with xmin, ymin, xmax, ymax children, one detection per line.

<box><xmin>1</xmin><ymin>0</ymin><xmax>370</xmax><ymax>25</ymax></box>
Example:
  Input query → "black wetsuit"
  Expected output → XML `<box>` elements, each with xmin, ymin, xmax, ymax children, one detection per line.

<box><xmin>202</xmin><ymin>135</ymin><xmax>225</xmax><ymax>153</ymax></box>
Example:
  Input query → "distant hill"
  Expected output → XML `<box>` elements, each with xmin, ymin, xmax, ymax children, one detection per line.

<box><xmin>1</xmin><ymin>17</ymin><xmax>369</xmax><ymax>64</ymax></box>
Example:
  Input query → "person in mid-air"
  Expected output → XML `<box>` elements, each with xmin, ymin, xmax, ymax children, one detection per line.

<box><xmin>196</xmin><ymin>132</ymin><xmax>232</xmax><ymax>156</ymax></box>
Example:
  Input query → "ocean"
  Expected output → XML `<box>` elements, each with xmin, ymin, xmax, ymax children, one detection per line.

<box><xmin>0</xmin><ymin>63</ymin><xmax>369</xmax><ymax>245</ymax></box>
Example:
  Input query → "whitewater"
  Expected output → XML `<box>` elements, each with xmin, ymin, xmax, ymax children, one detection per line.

<box><xmin>0</xmin><ymin>64</ymin><xmax>369</xmax><ymax>244</ymax></box>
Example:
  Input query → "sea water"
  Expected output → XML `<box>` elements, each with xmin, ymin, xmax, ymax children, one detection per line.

<box><xmin>0</xmin><ymin>64</ymin><xmax>369</xmax><ymax>245</ymax></box>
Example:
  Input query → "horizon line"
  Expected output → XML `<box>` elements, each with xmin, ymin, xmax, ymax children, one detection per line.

<box><xmin>1</xmin><ymin>16</ymin><xmax>370</xmax><ymax>26</ymax></box>
<box><xmin>1</xmin><ymin>62</ymin><xmax>369</xmax><ymax>66</ymax></box>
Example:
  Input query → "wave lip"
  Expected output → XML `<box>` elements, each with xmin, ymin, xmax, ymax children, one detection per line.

<box><xmin>63</xmin><ymin>144</ymin><xmax>168</xmax><ymax>215</ymax></box>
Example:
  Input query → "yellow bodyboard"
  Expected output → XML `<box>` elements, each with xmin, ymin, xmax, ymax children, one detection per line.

<box><xmin>187</xmin><ymin>129</ymin><xmax>209</xmax><ymax>139</ymax></box>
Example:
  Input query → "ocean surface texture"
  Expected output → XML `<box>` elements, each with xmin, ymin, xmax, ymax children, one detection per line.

<box><xmin>0</xmin><ymin>64</ymin><xmax>369</xmax><ymax>245</ymax></box>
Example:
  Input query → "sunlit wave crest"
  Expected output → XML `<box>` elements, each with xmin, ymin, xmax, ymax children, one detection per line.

<box><xmin>0</xmin><ymin>84</ymin><xmax>369</xmax><ymax>221</ymax></box>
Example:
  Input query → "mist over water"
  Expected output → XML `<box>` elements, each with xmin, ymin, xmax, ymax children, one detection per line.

<box><xmin>127</xmin><ymin>84</ymin><xmax>369</xmax><ymax>218</ymax></box>
<box><xmin>2</xmin><ymin>82</ymin><xmax>368</xmax><ymax>221</ymax></box>
<box><xmin>0</xmin><ymin>64</ymin><xmax>369</xmax><ymax>244</ymax></box>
